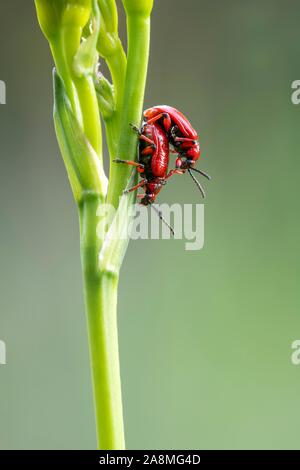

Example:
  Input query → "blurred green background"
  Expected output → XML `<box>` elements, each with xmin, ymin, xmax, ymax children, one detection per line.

<box><xmin>1</xmin><ymin>0</ymin><xmax>300</xmax><ymax>450</ymax></box>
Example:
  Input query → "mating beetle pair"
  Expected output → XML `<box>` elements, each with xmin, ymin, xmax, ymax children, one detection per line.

<box><xmin>114</xmin><ymin>105</ymin><xmax>210</xmax><ymax>217</ymax></box>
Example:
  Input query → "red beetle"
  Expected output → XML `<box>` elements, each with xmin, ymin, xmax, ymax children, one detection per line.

<box><xmin>114</xmin><ymin>122</ymin><xmax>181</xmax><ymax>234</ymax></box>
<box><xmin>143</xmin><ymin>105</ymin><xmax>210</xmax><ymax>197</ymax></box>
<box><xmin>143</xmin><ymin>105</ymin><xmax>199</xmax><ymax>166</ymax></box>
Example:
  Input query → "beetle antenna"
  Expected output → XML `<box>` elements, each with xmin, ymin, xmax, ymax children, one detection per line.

<box><xmin>188</xmin><ymin>168</ymin><xmax>206</xmax><ymax>198</ymax></box>
<box><xmin>190</xmin><ymin>167</ymin><xmax>211</xmax><ymax>181</ymax></box>
<box><xmin>151</xmin><ymin>204</ymin><xmax>175</xmax><ymax>237</ymax></box>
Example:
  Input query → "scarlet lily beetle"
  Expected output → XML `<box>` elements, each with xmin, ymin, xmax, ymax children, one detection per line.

<box><xmin>114</xmin><ymin>122</ymin><xmax>181</xmax><ymax>235</ymax></box>
<box><xmin>143</xmin><ymin>105</ymin><xmax>211</xmax><ymax>196</ymax></box>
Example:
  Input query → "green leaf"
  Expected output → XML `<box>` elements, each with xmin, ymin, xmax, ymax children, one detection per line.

<box><xmin>53</xmin><ymin>69</ymin><xmax>107</xmax><ymax>202</ymax></box>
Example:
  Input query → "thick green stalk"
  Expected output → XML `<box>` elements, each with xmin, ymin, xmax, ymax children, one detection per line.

<box><xmin>107</xmin><ymin>11</ymin><xmax>152</xmax><ymax>208</ymax></box>
<box><xmin>104</xmin><ymin>42</ymin><xmax>127</xmax><ymax>159</ymax></box>
<box><xmin>79</xmin><ymin>194</ymin><xmax>125</xmax><ymax>450</ymax></box>
<box><xmin>87</xmin><ymin>5</ymin><xmax>153</xmax><ymax>447</ymax></box>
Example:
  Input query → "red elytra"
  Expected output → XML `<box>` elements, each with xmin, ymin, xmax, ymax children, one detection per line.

<box><xmin>143</xmin><ymin>105</ymin><xmax>200</xmax><ymax>169</ymax></box>
<box><xmin>143</xmin><ymin>105</ymin><xmax>210</xmax><ymax>197</ymax></box>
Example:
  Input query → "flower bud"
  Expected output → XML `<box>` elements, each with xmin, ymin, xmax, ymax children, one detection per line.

<box><xmin>61</xmin><ymin>0</ymin><xmax>92</xmax><ymax>29</ymax></box>
<box><xmin>73</xmin><ymin>0</ymin><xmax>100</xmax><ymax>77</ymax></box>
<box><xmin>97</xmin><ymin>0</ymin><xmax>120</xmax><ymax>58</ymax></box>
<box><xmin>35</xmin><ymin>0</ymin><xmax>92</xmax><ymax>41</ymax></box>
<box><xmin>122</xmin><ymin>0</ymin><xmax>154</xmax><ymax>18</ymax></box>
<box><xmin>95</xmin><ymin>74</ymin><xmax>115</xmax><ymax>119</ymax></box>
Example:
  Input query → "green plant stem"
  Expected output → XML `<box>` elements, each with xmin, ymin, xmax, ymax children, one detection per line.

<box><xmin>79</xmin><ymin>193</ymin><xmax>125</xmax><ymax>450</ymax></box>
<box><xmin>74</xmin><ymin>74</ymin><xmax>103</xmax><ymax>158</ymax></box>
<box><xmin>36</xmin><ymin>0</ymin><xmax>153</xmax><ymax>451</ymax></box>
<box><xmin>62</xmin><ymin>26</ymin><xmax>103</xmax><ymax>159</ymax></box>
<box><xmin>104</xmin><ymin>42</ymin><xmax>127</xmax><ymax>159</ymax></box>
<box><xmin>51</xmin><ymin>37</ymin><xmax>82</xmax><ymax>123</ymax></box>
<box><xmin>107</xmin><ymin>13</ymin><xmax>152</xmax><ymax>208</ymax></box>
<box><xmin>85</xmin><ymin>10</ymin><xmax>153</xmax><ymax>447</ymax></box>
<box><xmin>107</xmin><ymin>41</ymin><xmax>127</xmax><ymax>115</ymax></box>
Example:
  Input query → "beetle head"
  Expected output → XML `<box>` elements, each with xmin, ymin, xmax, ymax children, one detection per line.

<box><xmin>176</xmin><ymin>156</ymin><xmax>194</xmax><ymax>171</ymax></box>
<box><xmin>186</xmin><ymin>141</ymin><xmax>200</xmax><ymax>162</ymax></box>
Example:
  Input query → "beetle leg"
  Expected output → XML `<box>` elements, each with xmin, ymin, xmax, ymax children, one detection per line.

<box><xmin>173</xmin><ymin>136</ymin><xmax>197</xmax><ymax>144</ymax></box>
<box><xmin>166</xmin><ymin>169</ymin><xmax>185</xmax><ymax>180</ymax></box>
<box><xmin>130</xmin><ymin>123</ymin><xmax>156</xmax><ymax>149</ymax></box>
<box><xmin>139</xmin><ymin>134</ymin><xmax>156</xmax><ymax>148</ymax></box>
<box><xmin>146</xmin><ymin>113</ymin><xmax>172</xmax><ymax>133</ymax></box>
<box><xmin>123</xmin><ymin>179</ymin><xmax>147</xmax><ymax>195</ymax></box>
<box><xmin>113</xmin><ymin>158</ymin><xmax>144</xmax><ymax>173</ymax></box>
<box><xmin>141</xmin><ymin>146</ymin><xmax>155</xmax><ymax>156</ymax></box>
